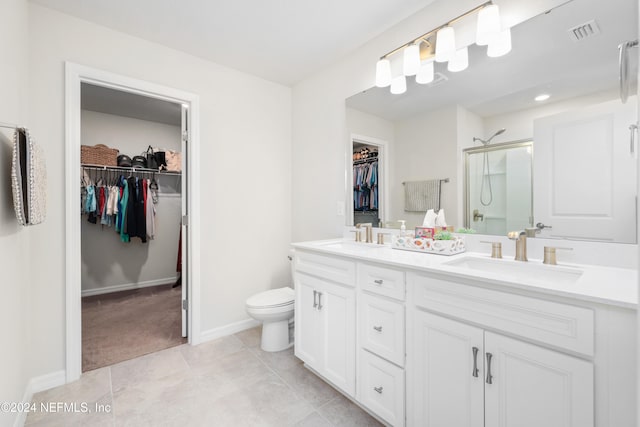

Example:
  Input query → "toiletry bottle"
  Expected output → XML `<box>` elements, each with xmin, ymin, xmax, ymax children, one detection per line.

<box><xmin>398</xmin><ymin>220</ymin><xmax>406</xmax><ymax>236</ymax></box>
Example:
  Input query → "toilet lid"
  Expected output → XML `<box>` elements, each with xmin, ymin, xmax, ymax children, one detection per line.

<box><xmin>246</xmin><ymin>287</ymin><xmax>295</xmax><ymax>309</ymax></box>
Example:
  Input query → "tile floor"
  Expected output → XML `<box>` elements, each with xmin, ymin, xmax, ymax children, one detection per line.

<box><xmin>25</xmin><ymin>327</ymin><xmax>382</xmax><ymax>427</ymax></box>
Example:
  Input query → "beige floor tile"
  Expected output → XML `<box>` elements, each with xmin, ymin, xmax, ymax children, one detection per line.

<box><xmin>277</xmin><ymin>363</ymin><xmax>341</xmax><ymax>408</ymax></box>
<box><xmin>180</xmin><ymin>335</ymin><xmax>245</xmax><ymax>369</ymax></box>
<box><xmin>252</xmin><ymin>345</ymin><xmax>302</xmax><ymax>375</ymax></box>
<box><xmin>318</xmin><ymin>394</ymin><xmax>383</xmax><ymax>427</ymax></box>
<box><xmin>110</xmin><ymin>346</ymin><xmax>189</xmax><ymax>393</ymax></box>
<box><xmin>234</xmin><ymin>326</ymin><xmax>262</xmax><ymax>348</ymax></box>
<box><xmin>293</xmin><ymin>411</ymin><xmax>333</xmax><ymax>427</ymax></box>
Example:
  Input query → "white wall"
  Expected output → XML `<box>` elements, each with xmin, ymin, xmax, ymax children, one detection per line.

<box><xmin>80</xmin><ymin>111</ymin><xmax>182</xmax><ymax>293</ymax></box>
<box><xmin>0</xmin><ymin>0</ymin><xmax>30</xmax><ymax>426</ymax></box>
<box><xmin>291</xmin><ymin>0</ymin><xmax>567</xmax><ymax>242</ymax></box>
<box><xmin>392</xmin><ymin>106</ymin><xmax>458</xmax><ymax>228</ymax></box>
<box><xmin>27</xmin><ymin>4</ymin><xmax>292</xmax><ymax>379</ymax></box>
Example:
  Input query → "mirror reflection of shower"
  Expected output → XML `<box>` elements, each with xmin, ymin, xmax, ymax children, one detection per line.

<box><xmin>473</xmin><ymin>129</ymin><xmax>506</xmax><ymax>206</ymax></box>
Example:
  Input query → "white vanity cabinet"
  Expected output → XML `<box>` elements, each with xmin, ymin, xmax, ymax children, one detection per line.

<box><xmin>410</xmin><ymin>310</ymin><xmax>593</xmax><ymax>427</ymax></box>
<box><xmin>294</xmin><ymin>251</ymin><xmax>356</xmax><ymax>396</ymax></box>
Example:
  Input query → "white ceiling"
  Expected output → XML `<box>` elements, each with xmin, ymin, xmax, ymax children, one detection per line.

<box><xmin>346</xmin><ymin>0</ymin><xmax>638</xmax><ymax>120</ymax></box>
<box><xmin>29</xmin><ymin>0</ymin><xmax>436</xmax><ymax>86</ymax></box>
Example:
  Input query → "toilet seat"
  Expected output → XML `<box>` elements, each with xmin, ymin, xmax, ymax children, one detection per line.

<box><xmin>246</xmin><ymin>287</ymin><xmax>294</xmax><ymax>309</ymax></box>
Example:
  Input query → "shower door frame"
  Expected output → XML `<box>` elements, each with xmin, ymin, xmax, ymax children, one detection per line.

<box><xmin>463</xmin><ymin>139</ymin><xmax>534</xmax><ymax>231</ymax></box>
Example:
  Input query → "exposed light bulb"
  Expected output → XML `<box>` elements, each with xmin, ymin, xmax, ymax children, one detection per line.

<box><xmin>476</xmin><ymin>4</ymin><xmax>501</xmax><ymax>46</ymax></box>
<box><xmin>375</xmin><ymin>58</ymin><xmax>392</xmax><ymax>87</ymax></box>
<box><xmin>416</xmin><ymin>60</ymin><xmax>435</xmax><ymax>84</ymax></box>
<box><xmin>447</xmin><ymin>47</ymin><xmax>469</xmax><ymax>72</ymax></box>
<box><xmin>487</xmin><ymin>28</ymin><xmax>512</xmax><ymax>57</ymax></box>
<box><xmin>403</xmin><ymin>43</ymin><xmax>421</xmax><ymax>76</ymax></box>
<box><xmin>390</xmin><ymin>75</ymin><xmax>407</xmax><ymax>95</ymax></box>
<box><xmin>435</xmin><ymin>26</ymin><xmax>456</xmax><ymax>63</ymax></box>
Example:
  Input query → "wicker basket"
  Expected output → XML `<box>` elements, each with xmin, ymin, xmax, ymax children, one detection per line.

<box><xmin>81</xmin><ymin>144</ymin><xmax>119</xmax><ymax>166</ymax></box>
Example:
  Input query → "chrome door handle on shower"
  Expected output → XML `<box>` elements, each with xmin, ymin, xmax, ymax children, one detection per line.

<box><xmin>619</xmin><ymin>39</ymin><xmax>638</xmax><ymax>104</ymax></box>
<box><xmin>630</xmin><ymin>124</ymin><xmax>638</xmax><ymax>155</ymax></box>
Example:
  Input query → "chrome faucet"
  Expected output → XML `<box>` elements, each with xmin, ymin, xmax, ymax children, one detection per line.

<box><xmin>507</xmin><ymin>230</ymin><xmax>528</xmax><ymax>261</ymax></box>
<box><xmin>356</xmin><ymin>223</ymin><xmax>374</xmax><ymax>243</ymax></box>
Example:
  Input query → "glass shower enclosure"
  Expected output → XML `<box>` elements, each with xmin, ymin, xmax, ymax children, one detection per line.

<box><xmin>463</xmin><ymin>140</ymin><xmax>533</xmax><ymax>235</ymax></box>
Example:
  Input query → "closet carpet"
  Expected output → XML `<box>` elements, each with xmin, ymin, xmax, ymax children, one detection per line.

<box><xmin>82</xmin><ymin>284</ymin><xmax>186</xmax><ymax>372</ymax></box>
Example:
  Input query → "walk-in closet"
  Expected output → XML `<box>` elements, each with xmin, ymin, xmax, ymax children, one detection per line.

<box><xmin>80</xmin><ymin>83</ymin><xmax>186</xmax><ymax>372</ymax></box>
<box><xmin>353</xmin><ymin>141</ymin><xmax>380</xmax><ymax>227</ymax></box>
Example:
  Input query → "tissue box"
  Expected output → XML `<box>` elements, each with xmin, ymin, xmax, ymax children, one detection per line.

<box><xmin>391</xmin><ymin>234</ymin><xmax>466</xmax><ymax>255</ymax></box>
<box><xmin>415</xmin><ymin>227</ymin><xmax>434</xmax><ymax>239</ymax></box>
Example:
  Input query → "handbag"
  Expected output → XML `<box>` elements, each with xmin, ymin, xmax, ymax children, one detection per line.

<box><xmin>145</xmin><ymin>145</ymin><xmax>159</xmax><ymax>169</ymax></box>
<box><xmin>154</xmin><ymin>150</ymin><xmax>167</xmax><ymax>170</ymax></box>
<box><xmin>165</xmin><ymin>150</ymin><xmax>182</xmax><ymax>172</ymax></box>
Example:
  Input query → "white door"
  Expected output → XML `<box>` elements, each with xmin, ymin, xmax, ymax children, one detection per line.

<box><xmin>294</xmin><ymin>273</ymin><xmax>322</xmax><ymax>368</ymax></box>
<box><xmin>411</xmin><ymin>311</ymin><xmax>484</xmax><ymax>427</ymax></box>
<box><xmin>181</xmin><ymin>104</ymin><xmax>189</xmax><ymax>337</ymax></box>
<box><xmin>533</xmin><ymin>98</ymin><xmax>637</xmax><ymax>242</ymax></box>
<box><xmin>484</xmin><ymin>332</ymin><xmax>594</xmax><ymax>427</ymax></box>
<box><xmin>319</xmin><ymin>281</ymin><xmax>356</xmax><ymax>396</ymax></box>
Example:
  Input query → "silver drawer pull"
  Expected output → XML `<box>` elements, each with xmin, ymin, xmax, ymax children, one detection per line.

<box><xmin>472</xmin><ymin>347</ymin><xmax>479</xmax><ymax>378</ymax></box>
<box><xmin>486</xmin><ymin>352</ymin><xmax>493</xmax><ymax>385</ymax></box>
<box><xmin>317</xmin><ymin>292</ymin><xmax>323</xmax><ymax>310</ymax></box>
<box><xmin>373</xmin><ymin>279</ymin><xmax>384</xmax><ymax>285</ymax></box>
<box><xmin>374</xmin><ymin>386</ymin><xmax>383</xmax><ymax>394</ymax></box>
<box><xmin>312</xmin><ymin>290</ymin><xmax>317</xmax><ymax>309</ymax></box>
<box><xmin>373</xmin><ymin>326</ymin><xmax>383</xmax><ymax>332</ymax></box>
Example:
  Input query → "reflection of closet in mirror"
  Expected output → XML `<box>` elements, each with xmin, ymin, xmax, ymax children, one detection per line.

<box><xmin>464</xmin><ymin>141</ymin><xmax>533</xmax><ymax>235</ymax></box>
<box><xmin>350</xmin><ymin>136</ymin><xmax>387</xmax><ymax>227</ymax></box>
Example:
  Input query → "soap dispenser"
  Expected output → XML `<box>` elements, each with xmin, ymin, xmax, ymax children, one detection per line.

<box><xmin>398</xmin><ymin>220</ymin><xmax>406</xmax><ymax>236</ymax></box>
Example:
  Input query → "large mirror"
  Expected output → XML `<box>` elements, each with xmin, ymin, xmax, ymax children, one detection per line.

<box><xmin>346</xmin><ymin>0</ymin><xmax>638</xmax><ymax>243</ymax></box>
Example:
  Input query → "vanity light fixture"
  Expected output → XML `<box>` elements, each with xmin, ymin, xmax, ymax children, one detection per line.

<box><xmin>390</xmin><ymin>75</ymin><xmax>407</xmax><ymax>94</ymax></box>
<box><xmin>403</xmin><ymin>43</ymin><xmax>421</xmax><ymax>76</ymax></box>
<box><xmin>416</xmin><ymin>60</ymin><xmax>435</xmax><ymax>84</ymax></box>
<box><xmin>374</xmin><ymin>1</ymin><xmax>511</xmax><ymax>94</ymax></box>
<box><xmin>535</xmin><ymin>93</ymin><xmax>550</xmax><ymax>101</ymax></box>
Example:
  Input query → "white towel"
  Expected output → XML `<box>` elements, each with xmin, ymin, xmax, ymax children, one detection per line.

<box><xmin>404</xmin><ymin>179</ymin><xmax>441</xmax><ymax>212</ymax></box>
<box><xmin>435</xmin><ymin>209</ymin><xmax>447</xmax><ymax>226</ymax></box>
<box><xmin>422</xmin><ymin>209</ymin><xmax>437</xmax><ymax>227</ymax></box>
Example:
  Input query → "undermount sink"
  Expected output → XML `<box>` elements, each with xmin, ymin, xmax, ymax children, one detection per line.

<box><xmin>443</xmin><ymin>256</ymin><xmax>584</xmax><ymax>285</ymax></box>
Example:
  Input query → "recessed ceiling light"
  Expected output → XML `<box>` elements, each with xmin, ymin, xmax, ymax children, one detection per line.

<box><xmin>535</xmin><ymin>94</ymin><xmax>550</xmax><ymax>102</ymax></box>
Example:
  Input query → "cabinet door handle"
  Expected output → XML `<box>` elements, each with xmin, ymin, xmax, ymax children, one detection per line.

<box><xmin>373</xmin><ymin>326</ymin><xmax>383</xmax><ymax>332</ymax></box>
<box><xmin>485</xmin><ymin>352</ymin><xmax>493</xmax><ymax>384</ymax></box>
<box><xmin>472</xmin><ymin>347</ymin><xmax>479</xmax><ymax>378</ymax></box>
<box><xmin>312</xmin><ymin>290</ymin><xmax>318</xmax><ymax>309</ymax></box>
<box><xmin>317</xmin><ymin>292</ymin><xmax>323</xmax><ymax>310</ymax></box>
<box><xmin>373</xmin><ymin>279</ymin><xmax>384</xmax><ymax>285</ymax></box>
<box><xmin>374</xmin><ymin>386</ymin><xmax>383</xmax><ymax>394</ymax></box>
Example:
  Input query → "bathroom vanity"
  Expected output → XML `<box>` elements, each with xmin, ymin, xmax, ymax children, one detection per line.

<box><xmin>292</xmin><ymin>238</ymin><xmax>637</xmax><ymax>427</ymax></box>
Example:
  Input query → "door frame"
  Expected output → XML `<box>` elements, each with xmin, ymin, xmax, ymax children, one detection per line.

<box><xmin>347</xmin><ymin>133</ymin><xmax>389</xmax><ymax>227</ymax></box>
<box><xmin>64</xmin><ymin>62</ymin><xmax>202</xmax><ymax>382</ymax></box>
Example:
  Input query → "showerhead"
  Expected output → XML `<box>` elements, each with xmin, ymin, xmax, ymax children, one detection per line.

<box><xmin>473</xmin><ymin>128</ymin><xmax>507</xmax><ymax>145</ymax></box>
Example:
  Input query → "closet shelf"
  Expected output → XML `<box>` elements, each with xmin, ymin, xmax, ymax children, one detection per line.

<box><xmin>81</xmin><ymin>163</ymin><xmax>181</xmax><ymax>176</ymax></box>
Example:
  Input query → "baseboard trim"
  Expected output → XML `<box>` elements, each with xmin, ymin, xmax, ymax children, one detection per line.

<box><xmin>81</xmin><ymin>277</ymin><xmax>179</xmax><ymax>297</ymax></box>
<box><xmin>199</xmin><ymin>318</ymin><xmax>260</xmax><ymax>344</ymax></box>
<box><xmin>14</xmin><ymin>370</ymin><xmax>66</xmax><ymax>427</ymax></box>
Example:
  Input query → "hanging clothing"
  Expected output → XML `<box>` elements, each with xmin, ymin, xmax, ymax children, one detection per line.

<box><xmin>145</xmin><ymin>179</ymin><xmax>156</xmax><ymax>240</ymax></box>
<box><xmin>119</xmin><ymin>179</ymin><xmax>130</xmax><ymax>242</ymax></box>
<box><xmin>353</xmin><ymin>160</ymin><xmax>378</xmax><ymax>211</ymax></box>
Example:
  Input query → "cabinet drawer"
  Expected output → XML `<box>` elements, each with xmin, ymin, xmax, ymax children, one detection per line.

<box><xmin>295</xmin><ymin>251</ymin><xmax>355</xmax><ymax>287</ymax></box>
<box><xmin>410</xmin><ymin>273</ymin><xmax>595</xmax><ymax>357</ymax></box>
<box><xmin>359</xmin><ymin>293</ymin><xmax>405</xmax><ymax>366</ymax></box>
<box><xmin>358</xmin><ymin>349</ymin><xmax>405</xmax><ymax>427</ymax></box>
<box><xmin>358</xmin><ymin>263</ymin><xmax>405</xmax><ymax>300</ymax></box>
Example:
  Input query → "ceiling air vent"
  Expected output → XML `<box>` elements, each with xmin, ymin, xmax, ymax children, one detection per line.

<box><xmin>567</xmin><ymin>20</ymin><xmax>601</xmax><ymax>42</ymax></box>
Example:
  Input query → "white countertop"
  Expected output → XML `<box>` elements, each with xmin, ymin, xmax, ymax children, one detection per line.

<box><xmin>292</xmin><ymin>238</ymin><xmax>638</xmax><ymax>309</ymax></box>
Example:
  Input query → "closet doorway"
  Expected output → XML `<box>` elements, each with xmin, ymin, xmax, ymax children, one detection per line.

<box><xmin>65</xmin><ymin>63</ymin><xmax>201</xmax><ymax>382</ymax></box>
<box><xmin>349</xmin><ymin>134</ymin><xmax>388</xmax><ymax>228</ymax></box>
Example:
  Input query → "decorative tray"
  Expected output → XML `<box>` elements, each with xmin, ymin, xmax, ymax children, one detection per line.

<box><xmin>391</xmin><ymin>234</ymin><xmax>466</xmax><ymax>256</ymax></box>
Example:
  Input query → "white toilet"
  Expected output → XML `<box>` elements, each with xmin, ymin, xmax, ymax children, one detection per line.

<box><xmin>246</xmin><ymin>286</ymin><xmax>295</xmax><ymax>352</ymax></box>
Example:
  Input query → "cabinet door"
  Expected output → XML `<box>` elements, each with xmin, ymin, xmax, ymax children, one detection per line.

<box><xmin>359</xmin><ymin>292</ymin><xmax>405</xmax><ymax>366</ymax></box>
<box><xmin>358</xmin><ymin>349</ymin><xmax>405</xmax><ymax>426</ymax></box>
<box><xmin>484</xmin><ymin>332</ymin><xmax>594</xmax><ymax>427</ymax></box>
<box><xmin>319</xmin><ymin>281</ymin><xmax>356</xmax><ymax>396</ymax></box>
<box><xmin>411</xmin><ymin>311</ymin><xmax>484</xmax><ymax>427</ymax></box>
<box><xmin>294</xmin><ymin>273</ymin><xmax>322</xmax><ymax>368</ymax></box>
